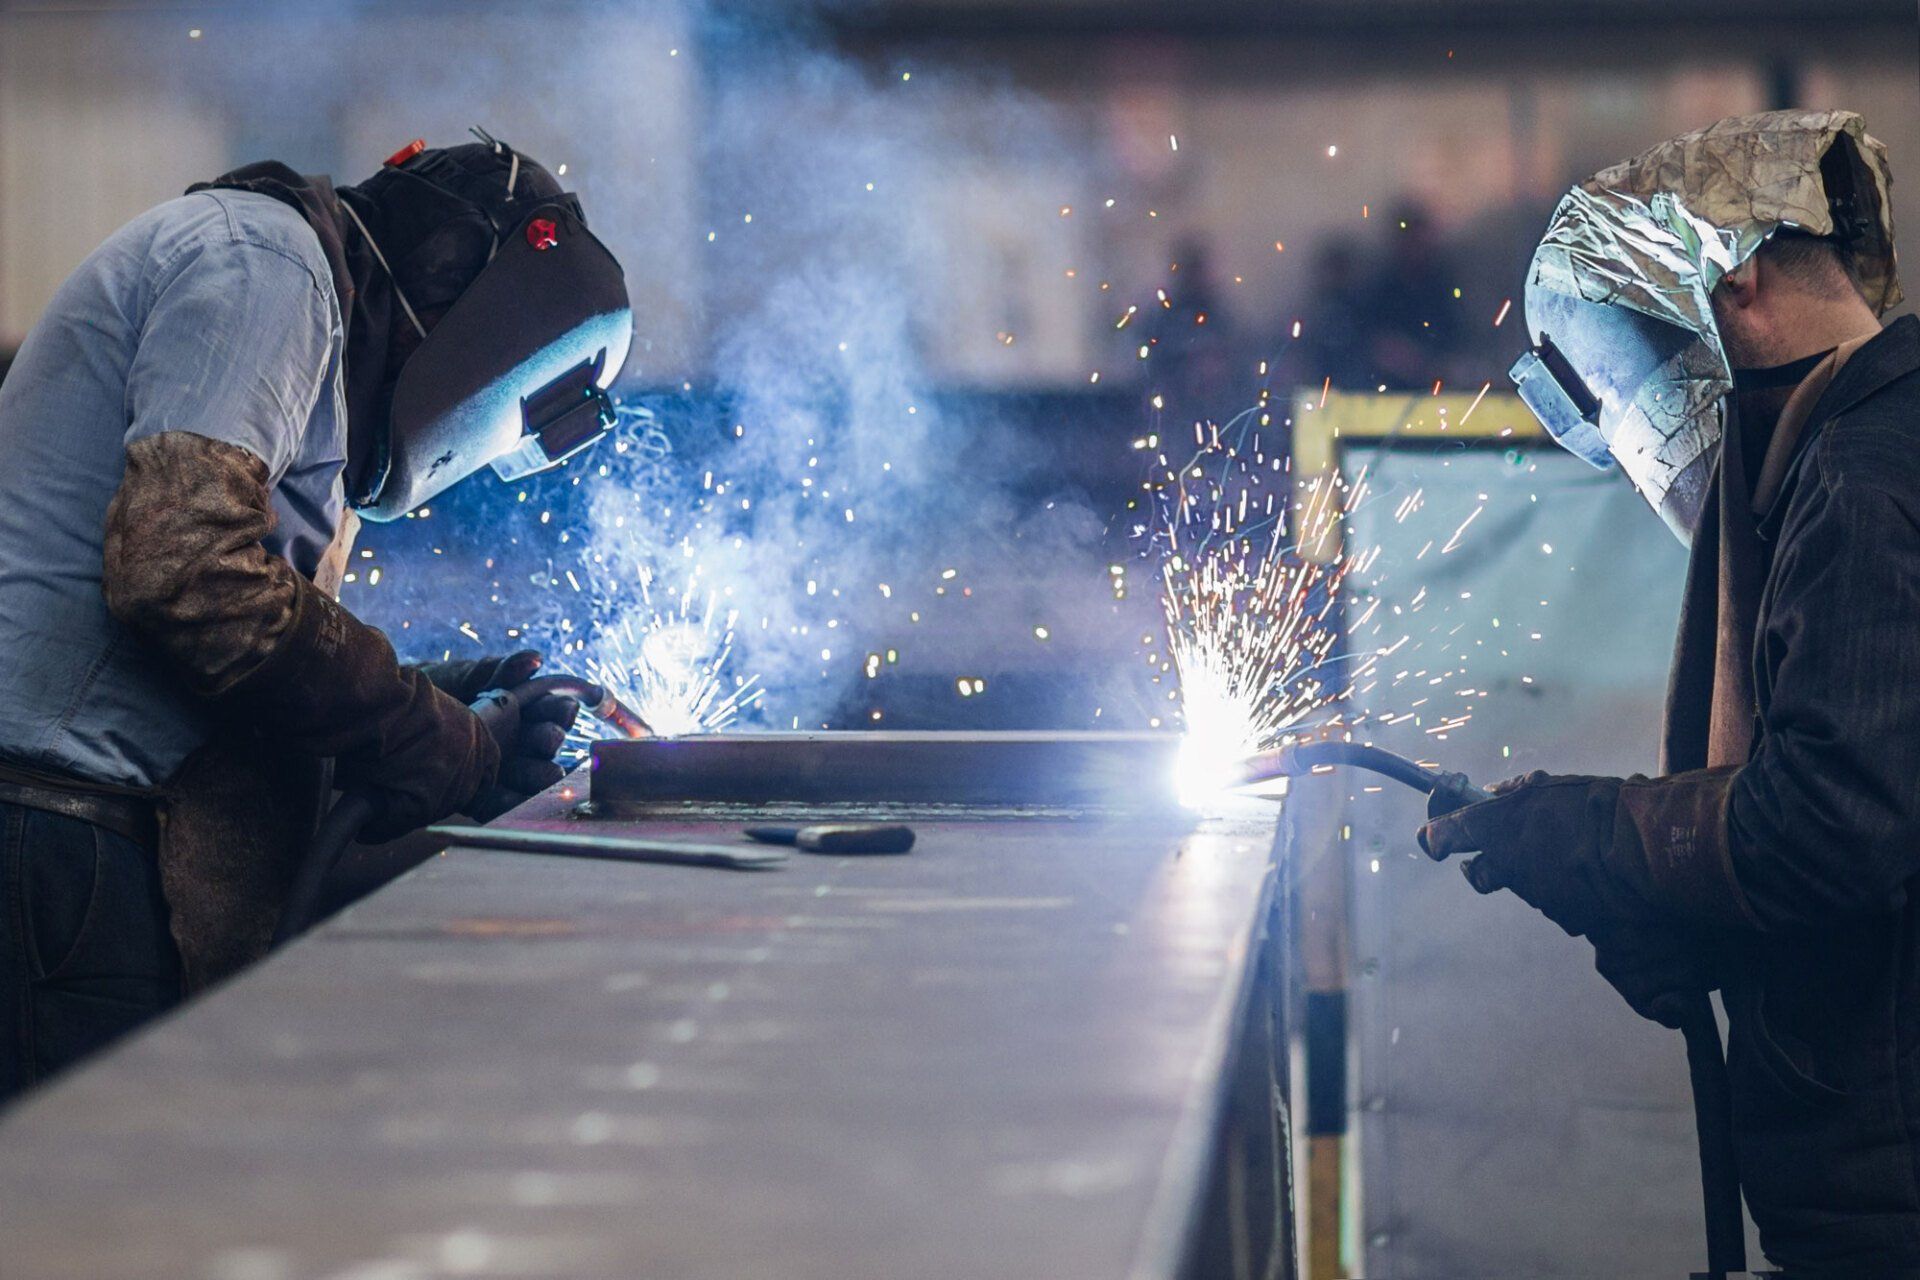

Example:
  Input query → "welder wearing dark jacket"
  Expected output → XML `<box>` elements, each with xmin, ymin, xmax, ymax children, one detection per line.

<box><xmin>1421</xmin><ymin>111</ymin><xmax>1920</xmax><ymax>1273</ymax></box>
<box><xmin>0</xmin><ymin>135</ymin><xmax>632</xmax><ymax>1101</ymax></box>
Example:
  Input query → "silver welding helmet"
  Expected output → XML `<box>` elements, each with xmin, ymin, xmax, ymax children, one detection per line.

<box><xmin>1510</xmin><ymin>109</ymin><xmax>1900</xmax><ymax>544</ymax></box>
<box><xmin>1515</xmin><ymin>276</ymin><xmax>1728</xmax><ymax>541</ymax></box>
<box><xmin>347</xmin><ymin>136</ymin><xmax>633</xmax><ymax>521</ymax></box>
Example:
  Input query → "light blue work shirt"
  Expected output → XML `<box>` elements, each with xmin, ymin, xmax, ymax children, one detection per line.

<box><xmin>0</xmin><ymin>190</ymin><xmax>347</xmax><ymax>788</ymax></box>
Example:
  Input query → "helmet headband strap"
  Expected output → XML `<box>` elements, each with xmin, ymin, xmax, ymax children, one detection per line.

<box><xmin>339</xmin><ymin>199</ymin><xmax>427</xmax><ymax>340</ymax></box>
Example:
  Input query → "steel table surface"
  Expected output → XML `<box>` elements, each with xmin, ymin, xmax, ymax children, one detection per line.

<box><xmin>0</xmin><ymin>782</ymin><xmax>1285</xmax><ymax>1280</ymax></box>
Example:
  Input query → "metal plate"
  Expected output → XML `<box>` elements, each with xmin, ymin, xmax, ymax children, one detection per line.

<box><xmin>590</xmin><ymin>730</ymin><xmax>1184</xmax><ymax>813</ymax></box>
<box><xmin>0</xmin><ymin>778</ymin><xmax>1285</xmax><ymax>1280</ymax></box>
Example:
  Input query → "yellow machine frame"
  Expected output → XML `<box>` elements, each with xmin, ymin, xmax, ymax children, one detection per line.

<box><xmin>1287</xmin><ymin>388</ymin><xmax>1541</xmax><ymax>1280</ymax></box>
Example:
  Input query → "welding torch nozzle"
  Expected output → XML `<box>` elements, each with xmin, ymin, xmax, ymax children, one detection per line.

<box><xmin>518</xmin><ymin>674</ymin><xmax>652</xmax><ymax>739</ymax></box>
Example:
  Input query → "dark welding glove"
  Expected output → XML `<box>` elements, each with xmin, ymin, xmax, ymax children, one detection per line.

<box><xmin>1419</xmin><ymin>768</ymin><xmax>1761</xmax><ymax>938</ymax></box>
<box><xmin>104</xmin><ymin>432</ymin><xmax>500</xmax><ymax>843</ymax></box>
<box><xmin>1587</xmin><ymin>923</ymin><xmax>1721</xmax><ymax>1029</ymax></box>
<box><xmin>462</xmin><ymin>681</ymin><xmax>581</xmax><ymax>823</ymax></box>
<box><xmin>415</xmin><ymin>650</ymin><xmax>580</xmax><ymax>820</ymax></box>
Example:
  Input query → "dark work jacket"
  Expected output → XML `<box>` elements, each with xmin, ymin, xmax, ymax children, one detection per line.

<box><xmin>1701</xmin><ymin>316</ymin><xmax>1920</xmax><ymax>1273</ymax></box>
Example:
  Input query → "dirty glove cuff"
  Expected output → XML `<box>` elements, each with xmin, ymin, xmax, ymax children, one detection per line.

<box><xmin>1616</xmin><ymin>768</ymin><xmax>1762</xmax><ymax>930</ymax></box>
<box><xmin>1422</xmin><ymin>768</ymin><xmax>1761</xmax><ymax>936</ymax></box>
<box><xmin>102</xmin><ymin>431</ymin><xmax>499</xmax><ymax>842</ymax></box>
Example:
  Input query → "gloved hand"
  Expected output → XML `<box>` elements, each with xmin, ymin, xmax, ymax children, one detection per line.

<box><xmin>1419</xmin><ymin>771</ymin><xmax>1638</xmax><ymax>938</ymax></box>
<box><xmin>413</xmin><ymin>650</ymin><xmax>546</xmax><ymax>705</ymax></box>
<box><xmin>413</xmin><ymin>650</ymin><xmax>583</xmax><ymax>823</ymax></box>
<box><xmin>462</xmin><ymin>680</ymin><xmax>582</xmax><ymax>823</ymax></box>
<box><xmin>1588</xmin><ymin>923</ymin><xmax>1719</xmax><ymax>1029</ymax></box>
<box><xmin>1420</xmin><ymin>766</ymin><xmax>1758</xmax><ymax>938</ymax></box>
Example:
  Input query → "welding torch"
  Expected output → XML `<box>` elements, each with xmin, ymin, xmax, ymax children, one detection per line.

<box><xmin>272</xmin><ymin>674</ymin><xmax>650</xmax><ymax>945</ymax></box>
<box><xmin>1248</xmin><ymin>739</ymin><xmax>1747</xmax><ymax>1278</ymax></box>
<box><xmin>1231</xmin><ymin>738</ymin><xmax>1491</xmax><ymax>818</ymax></box>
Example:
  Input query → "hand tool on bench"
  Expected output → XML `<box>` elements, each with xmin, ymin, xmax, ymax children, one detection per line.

<box><xmin>745</xmin><ymin>823</ymin><xmax>916</xmax><ymax>855</ymax></box>
<box><xmin>427</xmin><ymin>823</ymin><xmax>787</xmax><ymax>869</ymax></box>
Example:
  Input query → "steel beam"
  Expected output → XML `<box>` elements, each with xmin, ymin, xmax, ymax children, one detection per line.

<box><xmin>590</xmin><ymin>730</ymin><xmax>1184</xmax><ymax>812</ymax></box>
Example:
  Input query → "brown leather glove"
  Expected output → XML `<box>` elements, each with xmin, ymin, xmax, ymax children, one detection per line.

<box><xmin>104</xmin><ymin>432</ymin><xmax>499</xmax><ymax>841</ymax></box>
<box><xmin>1419</xmin><ymin>768</ymin><xmax>1761</xmax><ymax>937</ymax></box>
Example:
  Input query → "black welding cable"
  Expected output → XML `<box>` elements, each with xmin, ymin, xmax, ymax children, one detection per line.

<box><xmin>1233</xmin><ymin>739</ymin><xmax>1487</xmax><ymax>803</ymax></box>
<box><xmin>273</xmin><ymin>790</ymin><xmax>380</xmax><ymax>947</ymax></box>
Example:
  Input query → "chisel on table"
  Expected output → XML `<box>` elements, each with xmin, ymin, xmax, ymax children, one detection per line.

<box><xmin>430</xmin><ymin>825</ymin><xmax>788</xmax><ymax>869</ymax></box>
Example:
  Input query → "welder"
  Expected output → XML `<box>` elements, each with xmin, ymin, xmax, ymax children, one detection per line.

<box><xmin>0</xmin><ymin>135</ymin><xmax>633</xmax><ymax>1100</ymax></box>
<box><xmin>1423</xmin><ymin>109</ymin><xmax>1920</xmax><ymax>1273</ymax></box>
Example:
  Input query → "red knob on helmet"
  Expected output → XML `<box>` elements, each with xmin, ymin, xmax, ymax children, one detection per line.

<box><xmin>384</xmin><ymin>138</ymin><xmax>427</xmax><ymax>168</ymax></box>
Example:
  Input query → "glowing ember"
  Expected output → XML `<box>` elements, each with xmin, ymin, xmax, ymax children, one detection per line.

<box><xmin>1167</xmin><ymin>470</ymin><xmax>1367</xmax><ymax>809</ymax></box>
<box><xmin>1147</xmin><ymin>415</ymin><xmax>1375</xmax><ymax>805</ymax></box>
<box><xmin>565</xmin><ymin>573</ymin><xmax>762</xmax><ymax>744</ymax></box>
<box><xmin>1171</xmin><ymin>652</ymin><xmax>1269</xmax><ymax>806</ymax></box>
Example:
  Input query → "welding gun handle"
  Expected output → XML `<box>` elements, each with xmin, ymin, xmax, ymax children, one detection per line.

<box><xmin>1426</xmin><ymin>771</ymin><xmax>1493</xmax><ymax>820</ymax></box>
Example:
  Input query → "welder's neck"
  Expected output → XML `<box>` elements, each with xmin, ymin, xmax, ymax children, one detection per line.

<box><xmin>1743</xmin><ymin>385</ymin><xmax>1797</xmax><ymax>495</ymax></box>
<box><xmin>1733</xmin><ymin>386</ymin><xmax>1793</xmax><ymax>493</ymax></box>
<box><xmin>1731</xmin><ymin>346</ymin><xmax>1833</xmax><ymax>395</ymax></box>
<box><xmin>1729</xmin><ymin>347</ymin><xmax>1833</xmax><ymax>498</ymax></box>
<box><xmin>340</xmin><ymin>263</ymin><xmax>402</xmax><ymax>507</ymax></box>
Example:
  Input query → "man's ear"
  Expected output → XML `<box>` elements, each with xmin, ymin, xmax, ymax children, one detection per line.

<box><xmin>1717</xmin><ymin>257</ymin><xmax>1761</xmax><ymax>311</ymax></box>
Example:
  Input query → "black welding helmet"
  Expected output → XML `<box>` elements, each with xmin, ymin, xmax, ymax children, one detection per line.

<box><xmin>1512</xmin><ymin>109</ymin><xmax>1900</xmax><ymax>546</ymax></box>
<box><xmin>1512</xmin><ymin>283</ymin><xmax>1725</xmax><ymax>542</ymax></box>
<box><xmin>343</xmin><ymin>134</ymin><xmax>632</xmax><ymax>521</ymax></box>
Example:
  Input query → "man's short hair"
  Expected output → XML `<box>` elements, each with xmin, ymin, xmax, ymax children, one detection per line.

<box><xmin>1759</xmin><ymin>230</ymin><xmax>1866</xmax><ymax>301</ymax></box>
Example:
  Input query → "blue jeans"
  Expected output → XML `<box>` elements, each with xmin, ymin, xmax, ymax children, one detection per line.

<box><xmin>0</xmin><ymin>802</ymin><xmax>181</xmax><ymax>1103</ymax></box>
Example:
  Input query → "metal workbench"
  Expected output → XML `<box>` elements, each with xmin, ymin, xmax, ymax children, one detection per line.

<box><xmin>0</xmin><ymin>773</ymin><xmax>1293</xmax><ymax>1279</ymax></box>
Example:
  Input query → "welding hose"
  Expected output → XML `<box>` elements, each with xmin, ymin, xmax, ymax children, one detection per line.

<box><xmin>1677</xmin><ymin>994</ymin><xmax>1747</xmax><ymax>1277</ymax></box>
<box><xmin>1254</xmin><ymin>739</ymin><xmax>1745</xmax><ymax>1276</ymax></box>
<box><xmin>1233</xmin><ymin>739</ymin><xmax>1493</xmax><ymax>813</ymax></box>
<box><xmin>274</xmin><ymin>790</ymin><xmax>383</xmax><ymax>947</ymax></box>
<box><xmin>272</xmin><ymin>675</ymin><xmax>648</xmax><ymax>945</ymax></box>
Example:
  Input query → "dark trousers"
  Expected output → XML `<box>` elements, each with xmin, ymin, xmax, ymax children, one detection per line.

<box><xmin>0</xmin><ymin>801</ymin><xmax>182</xmax><ymax>1104</ymax></box>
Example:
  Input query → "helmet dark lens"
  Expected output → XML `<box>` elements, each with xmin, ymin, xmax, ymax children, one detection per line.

<box><xmin>1509</xmin><ymin>335</ymin><xmax>1612</xmax><ymax>468</ymax></box>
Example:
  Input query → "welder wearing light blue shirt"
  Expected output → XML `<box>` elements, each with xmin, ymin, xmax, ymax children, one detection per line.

<box><xmin>0</xmin><ymin>189</ymin><xmax>348</xmax><ymax>789</ymax></box>
<box><xmin>0</xmin><ymin>139</ymin><xmax>628</xmax><ymax>1101</ymax></box>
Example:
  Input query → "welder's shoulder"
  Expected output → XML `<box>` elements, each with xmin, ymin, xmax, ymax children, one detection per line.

<box><xmin>144</xmin><ymin>190</ymin><xmax>336</xmax><ymax>308</ymax></box>
<box><xmin>1810</xmin><ymin>369</ymin><xmax>1920</xmax><ymax>510</ymax></box>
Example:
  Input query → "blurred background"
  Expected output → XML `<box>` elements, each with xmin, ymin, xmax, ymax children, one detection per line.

<box><xmin>1</xmin><ymin>2</ymin><xmax>1915</xmax><ymax>1275</ymax></box>
<box><xmin>3</xmin><ymin>0</ymin><xmax>1913</xmax><ymax>735</ymax></box>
